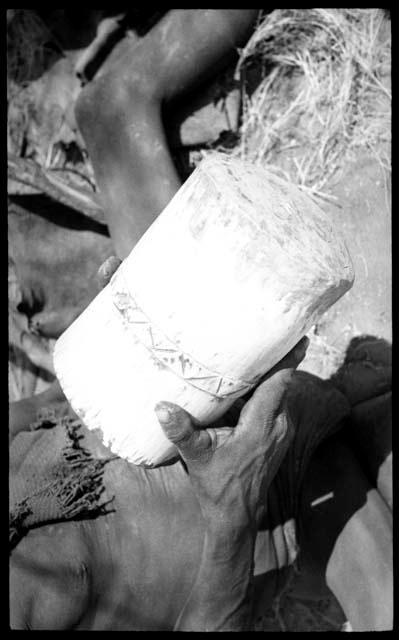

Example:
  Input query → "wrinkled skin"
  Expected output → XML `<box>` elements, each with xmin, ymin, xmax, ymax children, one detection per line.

<box><xmin>10</xmin><ymin>355</ymin><xmax>392</xmax><ymax>630</ymax></box>
<box><xmin>10</xmin><ymin>338</ymin><xmax>306</xmax><ymax>631</ymax></box>
<box><xmin>9</xmin><ymin>8</ymin><xmax>392</xmax><ymax>630</ymax></box>
<box><xmin>10</xmin><ymin>429</ymin><xmax>206</xmax><ymax>630</ymax></box>
<box><xmin>10</xmin><ymin>259</ymin><xmax>392</xmax><ymax>631</ymax></box>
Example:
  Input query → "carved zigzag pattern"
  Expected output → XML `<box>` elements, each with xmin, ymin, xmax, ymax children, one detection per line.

<box><xmin>109</xmin><ymin>271</ymin><xmax>255</xmax><ymax>398</ymax></box>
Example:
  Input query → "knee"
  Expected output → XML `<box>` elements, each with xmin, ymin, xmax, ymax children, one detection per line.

<box><xmin>74</xmin><ymin>58</ymin><xmax>159</xmax><ymax>139</ymax></box>
<box><xmin>74</xmin><ymin>75</ymin><xmax>121</xmax><ymax>138</ymax></box>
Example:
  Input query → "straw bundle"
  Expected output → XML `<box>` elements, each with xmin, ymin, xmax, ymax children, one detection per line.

<box><xmin>233</xmin><ymin>9</ymin><xmax>391</xmax><ymax>200</ymax></box>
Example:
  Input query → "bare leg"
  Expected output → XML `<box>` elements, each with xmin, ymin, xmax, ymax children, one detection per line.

<box><xmin>75</xmin><ymin>9</ymin><xmax>259</xmax><ymax>257</ymax></box>
<box><xmin>299</xmin><ymin>435</ymin><xmax>393</xmax><ymax>631</ymax></box>
<box><xmin>332</xmin><ymin>337</ymin><xmax>392</xmax><ymax>509</ymax></box>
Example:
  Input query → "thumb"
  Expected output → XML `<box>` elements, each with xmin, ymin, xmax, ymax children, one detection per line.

<box><xmin>155</xmin><ymin>401</ymin><xmax>212</xmax><ymax>461</ymax></box>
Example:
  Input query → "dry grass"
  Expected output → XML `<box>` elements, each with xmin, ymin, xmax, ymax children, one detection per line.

<box><xmin>7</xmin><ymin>10</ymin><xmax>98</xmax><ymax>201</ymax></box>
<box><xmin>7</xmin><ymin>9</ymin><xmax>65</xmax><ymax>107</ymax></box>
<box><xmin>7</xmin><ymin>10</ymin><xmax>63</xmax><ymax>161</ymax></box>
<box><xmin>231</xmin><ymin>9</ymin><xmax>391</xmax><ymax>202</ymax></box>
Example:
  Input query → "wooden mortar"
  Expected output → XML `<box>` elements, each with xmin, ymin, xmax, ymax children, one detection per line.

<box><xmin>53</xmin><ymin>153</ymin><xmax>354</xmax><ymax>466</ymax></box>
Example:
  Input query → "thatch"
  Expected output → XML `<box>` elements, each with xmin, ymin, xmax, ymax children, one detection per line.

<box><xmin>231</xmin><ymin>9</ymin><xmax>391</xmax><ymax>202</ymax></box>
<box><xmin>7</xmin><ymin>10</ymin><xmax>61</xmax><ymax>98</ymax></box>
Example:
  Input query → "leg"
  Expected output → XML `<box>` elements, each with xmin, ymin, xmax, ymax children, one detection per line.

<box><xmin>239</xmin><ymin>371</ymin><xmax>351</xmax><ymax>621</ymax></box>
<box><xmin>350</xmin><ymin>392</ymin><xmax>392</xmax><ymax>509</ymax></box>
<box><xmin>331</xmin><ymin>336</ymin><xmax>392</xmax><ymax>508</ymax></box>
<box><xmin>299</xmin><ymin>434</ymin><xmax>393</xmax><ymax>631</ymax></box>
<box><xmin>75</xmin><ymin>9</ymin><xmax>259</xmax><ymax>257</ymax></box>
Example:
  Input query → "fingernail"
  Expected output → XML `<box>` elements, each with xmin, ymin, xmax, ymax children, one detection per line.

<box><xmin>102</xmin><ymin>265</ymin><xmax>113</xmax><ymax>279</ymax></box>
<box><xmin>155</xmin><ymin>403</ymin><xmax>172</xmax><ymax>423</ymax></box>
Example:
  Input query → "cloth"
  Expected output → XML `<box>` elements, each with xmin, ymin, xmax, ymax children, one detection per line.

<box><xmin>9</xmin><ymin>372</ymin><xmax>350</xmax><ymax>567</ymax></box>
<box><xmin>10</xmin><ymin>413</ymin><xmax>117</xmax><ymax>551</ymax></box>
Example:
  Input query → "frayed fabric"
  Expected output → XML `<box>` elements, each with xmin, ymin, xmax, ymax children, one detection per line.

<box><xmin>10</xmin><ymin>415</ymin><xmax>118</xmax><ymax>552</ymax></box>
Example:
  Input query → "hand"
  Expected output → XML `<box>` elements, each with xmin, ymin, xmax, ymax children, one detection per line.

<box><xmin>97</xmin><ymin>254</ymin><xmax>308</xmax><ymax>531</ymax></box>
<box><xmin>154</xmin><ymin>338</ymin><xmax>308</xmax><ymax>533</ymax></box>
<box><xmin>156</xmin><ymin>339</ymin><xmax>308</xmax><ymax>632</ymax></box>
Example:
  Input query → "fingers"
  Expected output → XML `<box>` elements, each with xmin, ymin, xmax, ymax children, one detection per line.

<box><xmin>206</xmin><ymin>426</ymin><xmax>235</xmax><ymax>450</ymax></box>
<box><xmin>235</xmin><ymin>336</ymin><xmax>308</xmax><ymax>442</ymax></box>
<box><xmin>235</xmin><ymin>337</ymin><xmax>309</xmax><ymax>441</ymax></box>
<box><xmin>236</xmin><ymin>368</ymin><xmax>294</xmax><ymax>443</ymax></box>
<box><xmin>155</xmin><ymin>338</ymin><xmax>309</xmax><ymax>457</ymax></box>
<box><xmin>155</xmin><ymin>401</ymin><xmax>213</xmax><ymax>461</ymax></box>
<box><xmin>265</xmin><ymin>336</ymin><xmax>309</xmax><ymax>380</ymax></box>
<box><xmin>96</xmin><ymin>256</ymin><xmax>122</xmax><ymax>290</ymax></box>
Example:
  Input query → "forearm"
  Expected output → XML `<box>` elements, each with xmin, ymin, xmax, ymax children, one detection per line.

<box><xmin>175</xmin><ymin>524</ymin><xmax>256</xmax><ymax>631</ymax></box>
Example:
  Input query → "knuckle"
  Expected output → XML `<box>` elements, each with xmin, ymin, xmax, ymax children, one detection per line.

<box><xmin>273</xmin><ymin>407</ymin><xmax>293</xmax><ymax>444</ymax></box>
<box><xmin>169</xmin><ymin>428</ymin><xmax>192</xmax><ymax>446</ymax></box>
<box><xmin>162</xmin><ymin>415</ymin><xmax>193</xmax><ymax>446</ymax></box>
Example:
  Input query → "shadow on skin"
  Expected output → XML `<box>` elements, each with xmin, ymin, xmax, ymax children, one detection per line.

<box><xmin>290</xmin><ymin>336</ymin><xmax>392</xmax><ymax>630</ymax></box>
<box><xmin>9</xmin><ymin>336</ymin><xmax>392</xmax><ymax>630</ymax></box>
<box><xmin>297</xmin><ymin>334</ymin><xmax>392</xmax><ymax>567</ymax></box>
<box><xmin>11</xmin><ymin>540</ymin><xmax>153</xmax><ymax>630</ymax></box>
<box><xmin>9</xmin><ymin>195</ymin><xmax>110</xmax><ymax>236</ymax></box>
<box><xmin>330</xmin><ymin>335</ymin><xmax>392</xmax><ymax>502</ymax></box>
<box><xmin>252</xmin><ymin>335</ymin><xmax>392</xmax><ymax>623</ymax></box>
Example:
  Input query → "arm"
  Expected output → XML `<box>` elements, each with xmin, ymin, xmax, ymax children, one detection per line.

<box><xmin>95</xmin><ymin>256</ymin><xmax>306</xmax><ymax>630</ymax></box>
<box><xmin>155</xmin><ymin>338</ymin><xmax>308</xmax><ymax>631</ymax></box>
<box><xmin>174</xmin><ymin>525</ymin><xmax>255</xmax><ymax>631</ymax></box>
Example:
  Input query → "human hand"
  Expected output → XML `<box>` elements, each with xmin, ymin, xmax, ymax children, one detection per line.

<box><xmin>155</xmin><ymin>337</ymin><xmax>309</xmax><ymax>533</ymax></box>
<box><xmin>97</xmin><ymin>255</ymin><xmax>309</xmax><ymax>532</ymax></box>
<box><xmin>97</xmin><ymin>254</ymin><xmax>308</xmax><ymax>532</ymax></box>
<box><xmin>155</xmin><ymin>337</ymin><xmax>308</xmax><ymax>632</ymax></box>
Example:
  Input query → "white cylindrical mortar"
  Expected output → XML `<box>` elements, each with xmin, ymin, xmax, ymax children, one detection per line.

<box><xmin>54</xmin><ymin>154</ymin><xmax>354</xmax><ymax>466</ymax></box>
